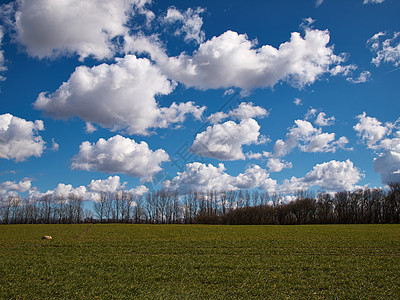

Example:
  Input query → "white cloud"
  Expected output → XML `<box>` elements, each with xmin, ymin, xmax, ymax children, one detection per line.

<box><xmin>87</xmin><ymin>175</ymin><xmax>126</xmax><ymax>193</ymax></box>
<box><xmin>128</xmin><ymin>24</ymin><xmax>350</xmax><ymax>90</ymax></box>
<box><xmin>316</xmin><ymin>0</ymin><xmax>324</xmax><ymax>7</ymax></box>
<box><xmin>85</xmin><ymin>122</ymin><xmax>97</xmax><ymax>134</ymax></box>
<box><xmin>51</xmin><ymin>183</ymin><xmax>87</xmax><ymax>199</ymax></box>
<box><xmin>246</xmin><ymin>152</ymin><xmax>264</xmax><ymax>160</ymax></box>
<box><xmin>0</xmin><ymin>26</ymin><xmax>6</xmax><ymax>81</ymax></box>
<box><xmin>330</xmin><ymin>64</ymin><xmax>357</xmax><ymax>76</ymax></box>
<box><xmin>223</xmin><ymin>88</ymin><xmax>236</xmax><ymax>96</ymax></box>
<box><xmin>368</xmin><ymin>32</ymin><xmax>400</xmax><ymax>67</ymax></box>
<box><xmin>13</xmin><ymin>0</ymin><xmax>152</xmax><ymax>61</ymax></box>
<box><xmin>27</xmin><ymin>176</ymin><xmax>148</xmax><ymax>201</ymax></box>
<box><xmin>163</xmin><ymin>6</ymin><xmax>205</xmax><ymax>44</ymax></box>
<box><xmin>71</xmin><ymin>135</ymin><xmax>170</xmax><ymax>177</ymax></box>
<box><xmin>305</xmin><ymin>108</ymin><xmax>318</xmax><ymax>120</ymax></box>
<box><xmin>235</xmin><ymin>165</ymin><xmax>277</xmax><ymax>191</ymax></box>
<box><xmin>51</xmin><ymin>138</ymin><xmax>59</xmax><ymax>151</ymax></box>
<box><xmin>267</xmin><ymin>158</ymin><xmax>292</xmax><ymax>173</ymax></box>
<box><xmin>128</xmin><ymin>185</ymin><xmax>148</xmax><ymax>196</ymax></box>
<box><xmin>293</xmin><ymin>98</ymin><xmax>302</xmax><ymax>106</ymax></box>
<box><xmin>190</xmin><ymin>118</ymin><xmax>264</xmax><ymax>160</ymax></box>
<box><xmin>279</xmin><ymin>159</ymin><xmax>363</xmax><ymax>194</ymax></box>
<box><xmin>354</xmin><ymin>112</ymin><xmax>388</xmax><ymax>149</ymax></box>
<box><xmin>272</xmin><ymin>119</ymin><xmax>348</xmax><ymax>157</ymax></box>
<box><xmin>87</xmin><ymin>175</ymin><xmax>148</xmax><ymax>198</ymax></box>
<box><xmin>363</xmin><ymin>0</ymin><xmax>385</xmax><ymax>4</ymax></box>
<box><xmin>207</xmin><ymin>102</ymin><xmax>268</xmax><ymax>124</ymax></box>
<box><xmin>0</xmin><ymin>113</ymin><xmax>46</xmax><ymax>162</ymax></box>
<box><xmin>347</xmin><ymin>70</ymin><xmax>371</xmax><ymax>84</ymax></box>
<box><xmin>315</xmin><ymin>112</ymin><xmax>335</xmax><ymax>126</ymax></box>
<box><xmin>374</xmin><ymin>150</ymin><xmax>400</xmax><ymax>184</ymax></box>
<box><xmin>163</xmin><ymin>162</ymin><xmax>276</xmax><ymax>194</ymax></box>
<box><xmin>34</xmin><ymin>55</ymin><xmax>205</xmax><ymax>135</ymax></box>
<box><xmin>0</xmin><ymin>179</ymin><xmax>31</xmax><ymax>195</ymax></box>
<box><xmin>355</xmin><ymin>113</ymin><xmax>400</xmax><ymax>184</ymax></box>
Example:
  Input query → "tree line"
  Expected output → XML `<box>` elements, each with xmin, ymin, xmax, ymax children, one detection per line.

<box><xmin>1</xmin><ymin>183</ymin><xmax>399</xmax><ymax>225</ymax></box>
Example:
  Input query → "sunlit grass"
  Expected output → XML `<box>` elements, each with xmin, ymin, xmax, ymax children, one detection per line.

<box><xmin>0</xmin><ymin>224</ymin><xmax>399</xmax><ymax>298</ymax></box>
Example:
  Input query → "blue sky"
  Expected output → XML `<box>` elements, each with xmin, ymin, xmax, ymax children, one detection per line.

<box><xmin>0</xmin><ymin>0</ymin><xmax>399</xmax><ymax>200</ymax></box>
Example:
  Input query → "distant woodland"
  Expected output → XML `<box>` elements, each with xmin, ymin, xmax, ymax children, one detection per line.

<box><xmin>1</xmin><ymin>184</ymin><xmax>400</xmax><ymax>225</ymax></box>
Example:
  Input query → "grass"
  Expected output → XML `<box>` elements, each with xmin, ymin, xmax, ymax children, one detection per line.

<box><xmin>0</xmin><ymin>224</ymin><xmax>399</xmax><ymax>299</ymax></box>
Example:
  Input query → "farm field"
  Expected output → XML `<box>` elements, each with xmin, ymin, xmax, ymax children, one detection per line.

<box><xmin>0</xmin><ymin>224</ymin><xmax>399</xmax><ymax>299</ymax></box>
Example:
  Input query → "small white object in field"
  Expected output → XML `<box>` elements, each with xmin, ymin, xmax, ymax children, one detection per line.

<box><xmin>41</xmin><ymin>235</ymin><xmax>52</xmax><ymax>240</ymax></box>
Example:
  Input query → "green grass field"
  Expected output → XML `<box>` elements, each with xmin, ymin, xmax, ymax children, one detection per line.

<box><xmin>0</xmin><ymin>224</ymin><xmax>399</xmax><ymax>299</ymax></box>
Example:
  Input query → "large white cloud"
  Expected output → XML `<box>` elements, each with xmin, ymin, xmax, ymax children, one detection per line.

<box><xmin>272</xmin><ymin>119</ymin><xmax>348</xmax><ymax>157</ymax></box>
<box><xmin>13</xmin><ymin>0</ymin><xmax>153</xmax><ymax>60</ymax></box>
<box><xmin>163</xmin><ymin>162</ymin><xmax>276</xmax><ymax>194</ymax></box>
<box><xmin>190</xmin><ymin>118</ymin><xmax>264</xmax><ymax>160</ymax></box>
<box><xmin>374</xmin><ymin>150</ymin><xmax>400</xmax><ymax>183</ymax></box>
<box><xmin>127</xmin><ymin>25</ymin><xmax>350</xmax><ymax>90</ymax></box>
<box><xmin>207</xmin><ymin>102</ymin><xmax>268</xmax><ymax>124</ymax></box>
<box><xmin>0</xmin><ymin>179</ymin><xmax>31</xmax><ymax>196</ymax></box>
<box><xmin>87</xmin><ymin>175</ymin><xmax>148</xmax><ymax>198</ymax></box>
<box><xmin>368</xmin><ymin>32</ymin><xmax>400</xmax><ymax>67</ymax></box>
<box><xmin>34</xmin><ymin>55</ymin><xmax>205</xmax><ymax>135</ymax></box>
<box><xmin>355</xmin><ymin>113</ymin><xmax>400</xmax><ymax>184</ymax></box>
<box><xmin>163</xmin><ymin>6</ymin><xmax>205</xmax><ymax>44</ymax></box>
<box><xmin>280</xmin><ymin>159</ymin><xmax>363</xmax><ymax>194</ymax></box>
<box><xmin>87</xmin><ymin>175</ymin><xmax>126</xmax><ymax>193</ymax></box>
<box><xmin>0</xmin><ymin>113</ymin><xmax>46</xmax><ymax>162</ymax></box>
<box><xmin>71</xmin><ymin>135</ymin><xmax>170</xmax><ymax>177</ymax></box>
<box><xmin>353</xmin><ymin>112</ymin><xmax>388</xmax><ymax>149</ymax></box>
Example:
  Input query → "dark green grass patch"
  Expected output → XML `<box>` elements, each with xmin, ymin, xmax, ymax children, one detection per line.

<box><xmin>0</xmin><ymin>224</ymin><xmax>399</xmax><ymax>299</ymax></box>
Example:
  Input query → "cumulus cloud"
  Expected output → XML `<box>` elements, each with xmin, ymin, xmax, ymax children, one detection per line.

<box><xmin>357</xmin><ymin>114</ymin><xmax>400</xmax><ymax>182</ymax></box>
<box><xmin>71</xmin><ymin>135</ymin><xmax>170</xmax><ymax>177</ymax></box>
<box><xmin>13</xmin><ymin>0</ymin><xmax>153</xmax><ymax>60</ymax></box>
<box><xmin>34</xmin><ymin>55</ymin><xmax>205</xmax><ymax>135</ymax></box>
<box><xmin>27</xmin><ymin>175</ymin><xmax>148</xmax><ymax>201</ymax></box>
<box><xmin>280</xmin><ymin>159</ymin><xmax>363</xmax><ymax>194</ymax></box>
<box><xmin>163</xmin><ymin>162</ymin><xmax>276</xmax><ymax>194</ymax></box>
<box><xmin>128</xmin><ymin>184</ymin><xmax>149</xmax><ymax>197</ymax></box>
<box><xmin>305</xmin><ymin>108</ymin><xmax>336</xmax><ymax>126</ymax></box>
<box><xmin>354</xmin><ymin>113</ymin><xmax>400</xmax><ymax>184</ymax></box>
<box><xmin>315</xmin><ymin>112</ymin><xmax>335</xmax><ymax>127</ymax></box>
<box><xmin>354</xmin><ymin>112</ymin><xmax>388</xmax><ymax>149</ymax></box>
<box><xmin>163</xmin><ymin>6</ymin><xmax>205</xmax><ymax>44</ymax></box>
<box><xmin>374</xmin><ymin>151</ymin><xmax>400</xmax><ymax>183</ymax></box>
<box><xmin>51</xmin><ymin>183</ymin><xmax>87</xmax><ymax>199</ymax></box>
<box><xmin>267</xmin><ymin>158</ymin><xmax>292</xmax><ymax>173</ymax></box>
<box><xmin>128</xmin><ymin>24</ymin><xmax>350</xmax><ymax>90</ymax></box>
<box><xmin>190</xmin><ymin>118</ymin><xmax>264</xmax><ymax>160</ymax></box>
<box><xmin>272</xmin><ymin>119</ymin><xmax>348</xmax><ymax>157</ymax></box>
<box><xmin>0</xmin><ymin>179</ymin><xmax>31</xmax><ymax>195</ymax></box>
<box><xmin>87</xmin><ymin>175</ymin><xmax>126</xmax><ymax>193</ymax></box>
<box><xmin>368</xmin><ymin>32</ymin><xmax>400</xmax><ymax>67</ymax></box>
<box><xmin>246</xmin><ymin>151</ymin><xmax>264</xmax><ymax>160</ymax></box>
<box><xmin>0</xmin><ymin>113</ymin><xmax>46</xmax><ymax>162</ymax></box>
<box><xmin>207</xmin><ymin>102</ymin><xmax>268</xmax><ymax>124</ymax></box>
